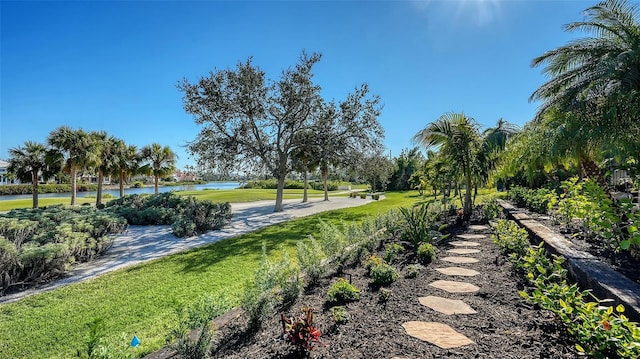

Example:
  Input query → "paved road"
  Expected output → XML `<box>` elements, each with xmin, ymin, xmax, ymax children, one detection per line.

<box><xmin>0</xmin><ymin>196</ymin><xmax>377</xmax><ymax>304</ymax></box>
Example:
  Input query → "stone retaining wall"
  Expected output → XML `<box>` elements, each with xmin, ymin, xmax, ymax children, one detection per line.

<box><xmin>497</xmin><ymin>199</ymin><xmax>640</xmax><ymax>322</ymax></box>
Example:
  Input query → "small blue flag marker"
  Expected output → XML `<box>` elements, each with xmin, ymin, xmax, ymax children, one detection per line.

<box><xmin>131</xmin><ymin>335</ymin><xmax>140</xmax><ymax>347</ymax></box>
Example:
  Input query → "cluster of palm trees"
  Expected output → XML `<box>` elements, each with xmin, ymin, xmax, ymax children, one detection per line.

<box><xmin>413</xmin><ymin>114</ymin><xmax>518</xmax><ymax>218</ymax></box>
<box><xmin>502</xmin><ymin>0</ymin><xmax>640</xmax><ymax>188</ymax></box>
<box><xmin>8</xmin><ymin>126</ymin><xmax>177</xmax><ymax>208</ymax></box>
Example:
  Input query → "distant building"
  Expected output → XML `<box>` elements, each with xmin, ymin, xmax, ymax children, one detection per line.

<box><xmin>0</xmin><ymin>160</ymin><xmax>17</xmax><ymax>185</ymax></box>
<box><xmin>173</xmin><ymin>169</ymin><xmax>199</xmax><ymax>182</ymax></box>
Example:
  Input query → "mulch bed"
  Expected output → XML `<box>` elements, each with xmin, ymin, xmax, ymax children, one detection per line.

<box><xmin>209</xmin><ymin>222</ymin><xmax>579</xmax><ymax>359</ymax></box>
<box><xmin>512</xmin><ymin>206</ymin><xmax>640</xmax><ymax>286</ymax></box>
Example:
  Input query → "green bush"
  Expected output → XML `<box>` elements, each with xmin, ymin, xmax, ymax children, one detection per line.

<box><xmin>0</xmin><ymin>183</ymin><xmax>99</xmax><ymax>195</ymax></box>
<box><xmin>296</xmin><ymin>237</ymin><xmax>326</xmax><ymax>287</ymax></box>
<box><xmin>490</xmin><ymin>219</ymin><xmax>529</xmax><ymax>260</ymax></box>
<box><xmin>330</xmin><ymin>306</ymin><xmax>349</xmax><ymax>325</ymax></box>
<box><xmin>416</xmin><ymin>242</ymin><xmax>436</xmax><ymax>264</ymax></box>
<box><xmin>0</xmin><ymin>206</ymin><xmax>127</xmax><ymax>293</ymax></box>
<box><xmin>383</xmin><ymin>243</ymin><xmax>404</xmax><ymax>264</ymax></box>
<box><xmin>405</xmin><ymin>264</ymin><xmax>422</xmax><ymax>278</ymax></box>
<box><xmin>378</xmin><ymin>288</ymin><xmax>392</xmax><ymax>303</ymax></box>
<box><xmin>327</xmin><ymin>278</ymin><xmax>361</xmax><ymax>304</ymax></box>
<box><xmin>309</xmin><ymin>181</ymin><xmax>339</xmax><ymax>191</ymax></box>
<box><xmin>105</xmin><ymin>193</ymin><xmax>232</xmax><ymax>237</ymax></box>
<box><xmin>370</xmin><ymin>263</ymin><xmax>399</xmax><ymax>286</ymax></box>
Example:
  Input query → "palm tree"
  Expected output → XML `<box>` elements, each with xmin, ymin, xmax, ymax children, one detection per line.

<box><xmin>48</xmin><ymin>126</ymin><xmax>97</xmax><ymax>205</ymax></box>
<box><xmin>141</xmin><ymin>143</ymin><xmax>177</xmax><ymax>194</ymax></box>
<box><xmin>112</xmin><ymin>143</ymin><xmax>141</xmax><ymax>198</ymax></box>
<box><xmin>414</xmin><ymin>112</ymin><xmax>480</xmax><ymax>217</ymax></box>
<box><xmin>91</xmin><ymin>132</ymin><xmax>122</xmax><ymax>206</ymax></box>
<box><xmin>8</xmin><ymin>141</ymin><xmax>61</xmax><ymax>208</ymax></box>
<box><xmin>530</xmin><ymin>0</ymin><xmax>640</xmax><ymax>182</ymax></box>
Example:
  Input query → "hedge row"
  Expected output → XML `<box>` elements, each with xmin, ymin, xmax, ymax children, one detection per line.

<box><xmin>0</xmin><ymin>183</ymin><xmax>99</xmax><ymax>196</ymax></box>
<box><xmin>239</xmin><ymin>179</ymin><xmax>340</xmax><ymax>191</ymax></box>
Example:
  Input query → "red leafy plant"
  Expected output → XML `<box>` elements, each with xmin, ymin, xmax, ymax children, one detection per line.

<box><xmin>281</xmin><ymin>306</ymin><xmax>324</xmax><ymax>353</ymax></box>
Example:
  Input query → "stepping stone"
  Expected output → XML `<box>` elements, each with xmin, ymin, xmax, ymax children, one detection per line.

<box><xmin>418</xmin><ymin>295</ymin><xmax>477</xmax><ymax>315</ymax></box>
<box><xmin>450</xmin><ymin>240</ymin><xmax>481</xmax><ymax>247</ymax></box>
<box><xmin>442</xmin><ymin>256</ymin><xmax>479</xmax><ymax>264</ymax></box>
<box><xmin>436</xmin><ymin>266</ymin><xmax>480</xmax><ymax>277</ymax></box>
<box><xmin>468</xmin><ymin>224</ymin><xmax>489</xmax><ymax>231</ymax></box>
<box><xmin>402</xmin><ymin>321</ymin><xmax>475</xmax><ymax>349</ymax></box>
<box><xmin>456</xmin><ymin>233</ymin><xmax>486</xmax><ymax>240</ymax></box>
<box><xmin>447</xmin><ymin>248</ymin><xmax>480</xmax><ymax>255</ymax></box>
<box><xmin>429</xmin><ymin>280</ymin><xmax>480</xmax><ymax>293</ymax></box>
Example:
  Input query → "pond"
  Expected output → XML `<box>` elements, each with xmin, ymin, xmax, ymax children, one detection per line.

<box><xmin>0</xmin><ymin>182</ymin><xmax>243</xmax><ymax>201</ymax></box>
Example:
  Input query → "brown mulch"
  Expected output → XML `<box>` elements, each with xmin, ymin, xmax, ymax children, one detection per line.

<box><xmin>210</xmin><ymin>223</ymin><xmax>579</xmax><ymax>359</ymax></box>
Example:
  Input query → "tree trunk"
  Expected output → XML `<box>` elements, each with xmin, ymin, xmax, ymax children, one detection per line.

<box><xmin>302</xmin><ymin>168</ymin><xmax>308</xmax><ymax>203</ymax></box>
<box><xmin>464</xmin><ymin>170</ymin><xmax>473</xmax><ymax>221</ymax></box>
<box><xmin>322</xmin><ymin>165</ymin><xmax>329</xmax><ymax>201</ymax></box>
<box><xmin>119</xmin><ymin>172</ymin><xmax>125</xmax><ymax>198</ymax></box>
<box><xmin>32</xmin><ymin>171</ymin><xmax>38</xmax><ymax>209</ymax></box>
<box><xmin>71</xmin><ymin>167</ymin><xmax>77</xmax><ymax>206</ymax></box>
<box><xmin>274</xmin><ymin>174</ymin><xmax>286</xmax><ymax>212</ymax></box>
<box><xmin>154</xmin><ymin>175</ymin><xmax>159</xmax><ymax>194</ymax></box>
<box><xmin>96</xmin><ymin>170</ymin><xmax>104</xmax><ymax>206</ymax></box>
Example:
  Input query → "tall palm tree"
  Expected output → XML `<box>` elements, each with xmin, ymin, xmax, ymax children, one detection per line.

<box><xmin>48</xmin><ymin>126</ymin><xmax>97</xmax><ymax>205</ymax></box>
<box><xmin>111</xmin><ymin>143</ymin><xmax>141</xmax><ymax>198</ymax></box>
<box><xmin>8</xmin><ymin>141</ymin><xmax>61</xmax><ymax>208</ymax></box>
<box><xmin>141</xmin><ymin>143</ymin><xmax>177</xmax><ymax>194</ymax></box>
<box><xmin>414</xmin><ymin>112</ymin><xmax>480</xmax><ymax>217</ymax></box>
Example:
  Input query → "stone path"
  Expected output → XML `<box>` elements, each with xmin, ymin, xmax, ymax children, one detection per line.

<box><xmin>400</xmin><ymin>224</ymin><xmax>491</xmax><ymax>355</ymax></box>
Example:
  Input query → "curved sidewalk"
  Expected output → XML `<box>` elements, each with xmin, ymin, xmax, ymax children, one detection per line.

<box><xmin>0</xmin><ymin>196</ymin><xmax>377</xmax><ymax>304</ymax></box>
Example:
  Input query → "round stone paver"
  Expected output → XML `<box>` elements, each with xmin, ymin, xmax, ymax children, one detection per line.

<box><xmin>441</xmin><ymin>256</ymin><xmax>480</xmax><ymax>264</ymax></box>
<box><xmin>429</xmin><ymin>280</ymin><xmax>480</xmax><ymax>293</ymax></box>
<box><xmin>418</xmin><ymin>295</ymin><xmax>477</xmax><ymax>315</ymax></box>
<box><xmin>456</xmin><ymin>233</ymin><xmax>487</xmax><ymax>240</ymax></box>
<box><xmin>450</xmin><ymin>240</ymin><xmax>481</xmax><ymax>247</ymax></box>
<box><xmin>402</xmin><ymin>321</ymin><xmax>475</xmax><ymax>349</ymax></box>
<box><xmin>436</xmin><ymin>266</ymin><xmax>480</xmax><ymax>277</ymax></box>
<box><xmin>447</xmin><ymin>248</ymin><xmax>481</xmax><ymax>255</ymax></box>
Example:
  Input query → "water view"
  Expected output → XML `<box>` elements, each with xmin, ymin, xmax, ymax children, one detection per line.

<box><xmin>0</xmin><ymin>181</ymin><xmax>243</xmax><ymax>201</ymax></box>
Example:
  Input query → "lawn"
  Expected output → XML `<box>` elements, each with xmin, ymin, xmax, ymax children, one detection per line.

<box><xmin>0</xmin><ymin>188</ymin><xmax>351</xmax><ymax>211</ymax></box>
<box><xmin>0</xmin><ymin>191</ymin><xmax>421</xmax><ymax>359</ymax></box>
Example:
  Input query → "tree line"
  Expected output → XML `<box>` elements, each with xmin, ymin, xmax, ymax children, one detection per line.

<box><xmin>8</xmin><ymin>126</ymin><xmax>177</xmax><ymax>208</ymax></box>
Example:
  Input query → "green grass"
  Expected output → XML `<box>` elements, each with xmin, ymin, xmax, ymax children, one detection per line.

<box><xmin>0</xmin><ymin>191</ymin><xmax>420</xmax><ymax>359</ymax></box>
<box><xmin>0</xmin><ymin>188</ymin><xmax>352</xmax><ymax>211</ymax></box>
<box><xmin>0</xmin><ymin>197</ymin><xmax>96</xmax><ymax>211</ymax></box>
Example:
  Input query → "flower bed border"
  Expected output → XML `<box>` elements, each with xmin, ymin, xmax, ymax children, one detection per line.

<box><xmin>497</xmin><ymin>199</ymin><xmax>640</xmax><ymax>322</ymax></box>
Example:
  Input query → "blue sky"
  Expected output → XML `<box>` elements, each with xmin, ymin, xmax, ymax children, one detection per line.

<box><xmin>1</xmin><ymin>0</ymin><xmax>594</xmax><ymax>170</ymax></box>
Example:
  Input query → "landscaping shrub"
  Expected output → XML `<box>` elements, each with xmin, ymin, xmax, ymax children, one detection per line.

<box><xmin>105</xmin><ymin>193</ymin><xmax>232</xmax><ymax>237</ymax></box>
<box><xmin>480</xmin><ymin>196</ymin><xmax>502</xmax><ymax>220</ymax></box>
<box><xmin>296</xmin><ymin>237</ymin><xmax>326</xmax><ymax>287</ymax></box>
<box><xmin>399</xmin><ymin>204</ymin><xmax>447</xmax><ymax>249</ymax></box>
<box><xmin>309</xmin><ymin>181</ymin><xmax>339</xmax><ymax>191</ymax></box>
<box><xmin>0</xmin><ymin>206</ymin><xmax>127</xmax><ymax>293</ymax></box>
<box><xmin>327</xmin><ymin>278</ymin><xmax>361</xmax><ymax>304</ymax></box>
<box><xmin>492</xmin><ymin>220</ymin><xmax>640</xmax><ymax>358</ymax></box>
<box><xmin>490</xmin><ymin>219</ymin><xmax>529</xmax><ymax>259</ymax></box>
<box><xmin>76</xmin><ymin>318</ymin><xmax>136</xmax><ymax>359</ymax></box>
<box><xmin>281</xmin><ymin>306</ymin><xmax>323</xmax><ymax>354</ymax></box>
<box><xmin>405</xmin><ymin>264</ymin><xmax>422</xmax><ymax>278</ymax></box>
<box><xmin>383</xmin><ymin>243</ymin><xmax>404</xmax><ymax>264</ymax></box>
<box><xmin>378</xmin><ymin>288</ymin><xmax>392</xmax><ymax>303</ymax></box>
<box><xmin>330</xmin><ymin>306</ymin><xmax>349</xmax><ymax>325</ymax></box>
<box><xmin>239</xmin><ymin>179</ymin><xmax>305</xmax><ymax>189</ymax></box>
<box><xmin>370</xmin><ymin>263</ymin><xmax>399</xmax><ymax>286</ymax></box>
<box><xmin>416</xmin><ymin>242</ymin><xmax>436</xmax><ymax>264</ymax></box>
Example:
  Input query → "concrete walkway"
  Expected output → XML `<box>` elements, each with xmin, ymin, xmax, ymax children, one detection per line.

<box><xmin>0</xmin><ymin>196</ymin><xmax>377</xmax><ymax>304</ymax></box>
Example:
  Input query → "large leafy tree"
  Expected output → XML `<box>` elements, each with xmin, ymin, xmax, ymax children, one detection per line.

<box><xmin>8</xmin><ymin>141</ymin><xmax>61</xmax><ymax>208</ymax></box>
<box><xmin>311</xmin><ymin>90</ymin><xmax>384</xmax><ymax>201</ymax></box>
<box><xmin>141</xmin><ymin>143</ymin><xmax>177</xmax><ymax>194</ymax></box>
<box><xmin>180</xmin><ymin>52</ymin><xmax>323</xmax><ymax>212</ymax></box>
<box><xmin>388</xmin><ymin>147</ymin><xmax>424</xmax><ymax>191</ymax></box>
<box><xmin>48</xmin><ymin>126</ymin><xmax>97</xmax><ymax>205</ymax></box>
<box><xmin>530</xmin><ymin>0</ymin><xmax>640</xmax><ymax>183</ymax></box>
